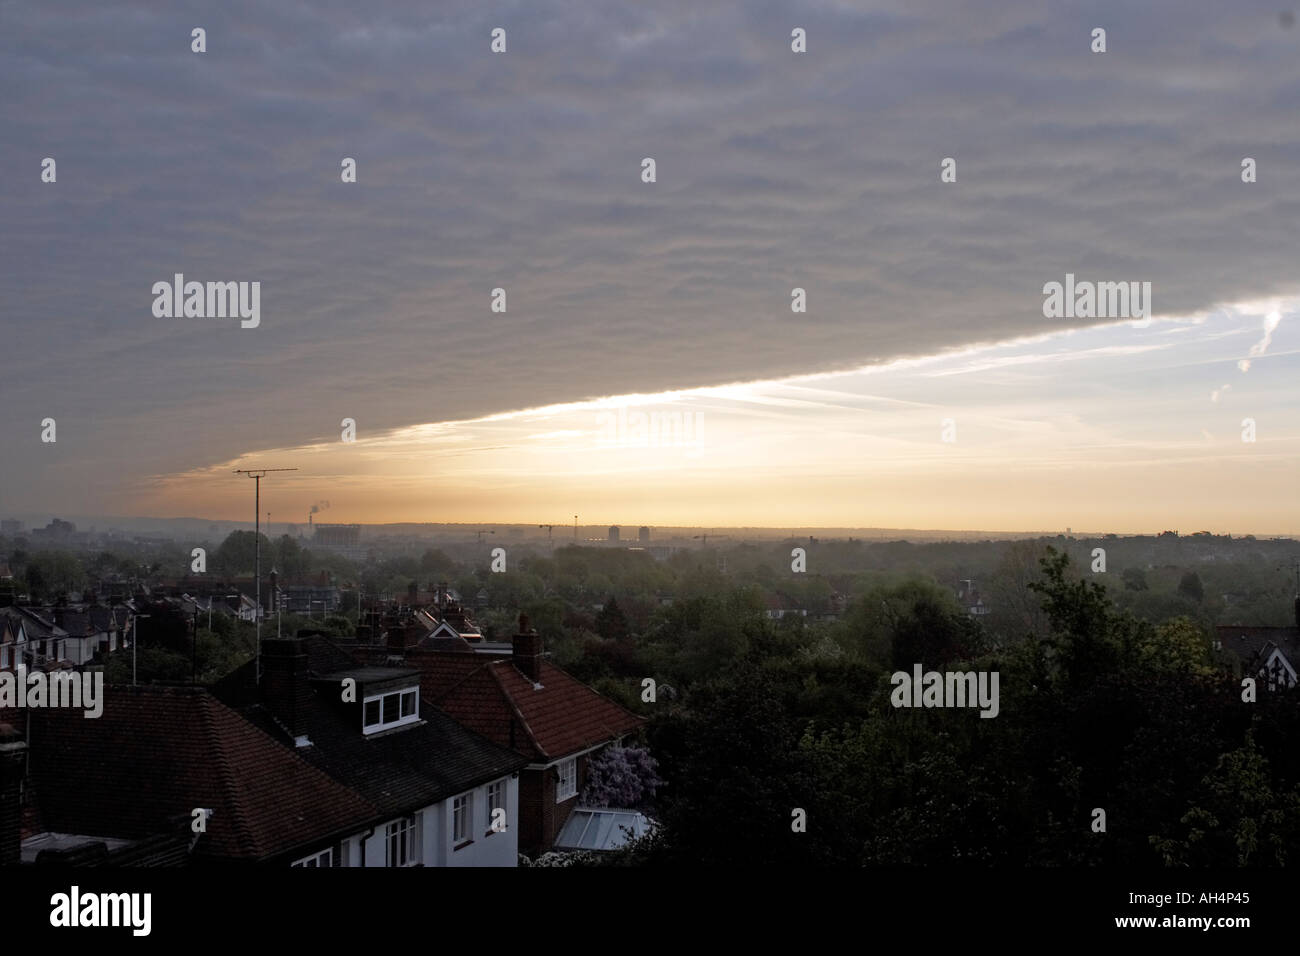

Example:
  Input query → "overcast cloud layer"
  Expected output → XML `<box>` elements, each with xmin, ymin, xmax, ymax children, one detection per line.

<box><xmin>2</xmin><ymin>0</ymin><xmax>1298</xmax><ymax>512</ymax></box>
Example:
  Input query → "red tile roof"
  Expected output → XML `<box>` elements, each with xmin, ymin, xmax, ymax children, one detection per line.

<box><xmin>414</xmin><ymin>654</ymin><xmax>645</xmax><ymax>762</ymax></box>
<box><xmin>13</xmin><ymin>685</ymin><xmax>378</xmax><ymax>862</ymax></box>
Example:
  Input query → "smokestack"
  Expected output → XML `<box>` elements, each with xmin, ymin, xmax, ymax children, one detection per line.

<box><xmin>513</xmin><ymin>614</ymin><xmax>543</xmax><ymax>682</ymax></box>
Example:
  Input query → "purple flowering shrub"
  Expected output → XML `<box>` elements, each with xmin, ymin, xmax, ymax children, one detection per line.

<box><xmin>579</xmin><ymin>746</ymin><xmax>663</xmax><ymax>809</ymax></box>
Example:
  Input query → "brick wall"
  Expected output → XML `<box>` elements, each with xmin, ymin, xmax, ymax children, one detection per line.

<box><xmin>518</xmin><ymin>752</ymin><xmax>593</xmax><ymax>855</ymax></box>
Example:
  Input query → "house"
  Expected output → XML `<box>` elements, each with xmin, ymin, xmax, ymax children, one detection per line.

<box><xmin>280</xmin><ymin>572</ymin><xmax>342</xmax><ymax>615</ymax></box>
<box><xmin>409</xmin><ymin>615</ymin><xmax>647</xmax><ymax>855</ymax></box>
<box><xmin>1</xmin><ymin>607</ymin><xmax>69</xmax><ymax>667</ymax></box>
<box><xmin>6</xmin><ymin>685</ymin><xmax>377</xmax><ymax>866</ymax></box>
<box><xmin>957</xmin><ymin>580</ymin><xmax>991</xmax><ymax>618</ymax></box>
<box><xmin>1215</xmin><ymin>600</ymin><xmax>1300</xmax><ymax>691</ymax></box>
<box><xmin>3</xmin><ymin>640</ymin><xmax>532</xmax><ymax>867</ymax></box>
<box><xmin>218</xmin><ymin>635</ymin><xmax>530</xmax><ymax>866</ymax></box>
<box><xmin>763</xmin><ymin>592</ymin><xmax>808</xmax><ymax>620</ymax></box>
<box><xmin>0</xmin><ymin>610</ymin><xmax>28</xmax><ymax>671</ymax></box>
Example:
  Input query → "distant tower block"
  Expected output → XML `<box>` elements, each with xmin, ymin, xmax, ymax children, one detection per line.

<box><xmin>639</xmin><ymin>526</ymin><xmax>650</xmax><ymax>543</ymax></box>
<box><xmin>314</xmin><ymin>523</ymin><xmax>360</xmax><ymax>549</ymax></box>
<box><xmin>608</xmin><ymin>526</ymin><xmax>620</xmax><ymax>542</ymax></box>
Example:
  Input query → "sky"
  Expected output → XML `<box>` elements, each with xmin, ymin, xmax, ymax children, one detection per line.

<box><xmin>3</xmin><ymin>1</ymin><xmax>1298</xmax><ymax>534</ymax></box>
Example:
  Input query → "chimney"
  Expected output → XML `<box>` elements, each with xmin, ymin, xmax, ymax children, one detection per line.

<box><xmin>260</xmin><ymin>637</ymin><xmax>312</xmax><ymax>742</ymax></box>
<box><xmin>387</xmin><ymin>620</ymin><xmax>422</xmax><ymax>656</ymax></box>
<box><xmin>0</xmin><ymin>721</ymin><xmax>26</xmax><ymax>866</ymax></box>
<box><xmin>513</xmin><ymin>614</ymin><xmax>543</xmax><ymax>682</ymax></box>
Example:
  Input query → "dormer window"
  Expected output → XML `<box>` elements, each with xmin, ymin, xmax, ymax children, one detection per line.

<box><xmin>363</xmin><ymin>687</ymin><xmax>419</xmax><ymax>734</ymax></box>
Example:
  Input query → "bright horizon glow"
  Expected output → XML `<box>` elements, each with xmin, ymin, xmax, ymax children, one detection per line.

<box><xmin>116</xmin><ymin>296</ymin><xmax>1300</xmax><ymax>536</ymax></box>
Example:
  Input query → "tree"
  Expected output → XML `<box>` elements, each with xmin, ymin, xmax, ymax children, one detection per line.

<box><xmin>214</xmin><ymin>531</ymin><xmax>271</xmax><ymax>577</ymax></box>
<box><xmin>645</xmin><ymin>665</ymin><xmax>814</xmax><ymax>866</ymax></box>
<box><xmin>595</xmin><ymin>596</ymin><xmax>629</xmax><ymax>640</ymax></box>
<box><xmin>1177</xmin><ymin>571</ymin><xmax>1205</xmax><ymax>603</ymax></box>
<box><xmin>989</xmin><ymin>539</ymin><xmax>1050</xmax><ymax>637</ymax></box>
<box><xmin>419</xmin><ymin>548</ymin><xmax>456</xmax><ymax>578</ymax></box>
<box><xmin>1121</xmin><ymin>567</ymin><xmax>1148</xmax><ymax>591</ymax></box>
<box><xmin>1151</xmin><ymin>733</ymin><xmax>1300</xmax><ymax>866</ymax></box>
<box><xmin>1137</xmin><ymin>616</ymin><xmax>1213</xmax><ymax>676</ymax></box>
<box><xmin>1028</xmin><ymin>547</ymin><xmax>1134</xmax><ymax>691</ymax></box>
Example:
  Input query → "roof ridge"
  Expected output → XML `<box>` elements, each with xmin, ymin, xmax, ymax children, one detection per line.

<box><xmin>487</xmin><ymin>659</ymin><xmax>546</xmax><ymax>760</ymax></box>
<box><xmin>197</xmin><ymin>692</ymin><xmax>263</xmax><ymax>858</ymax></box>
<box><xmin>541</xmin><ymin>659</ymin><xmax>646</xmax><ymax>725</ymax></box>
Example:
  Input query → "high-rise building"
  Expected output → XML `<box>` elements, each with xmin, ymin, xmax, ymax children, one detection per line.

<box><xmin>638</xmin><ymin>526</ymin><xmax>650</xmax><ymax>542</ymax></box>
<box><xmin>608</xmin><ymin>526</ymin><xmax>620</xmax><ymax>542</ymax></box>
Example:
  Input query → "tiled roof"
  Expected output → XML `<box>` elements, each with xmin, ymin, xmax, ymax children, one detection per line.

<box><xmin>1215</xmin><ymin>625</ymin><xmax>1300</xmax><ymax>668</ymax></box>
<box><xmin>87</xmin><ymin>606</ymin><xmax>118</xmax><ymax>631</ymax></box>
<box><xmin>5</xmin><ymin>607</ymin><xmax>67</xmax><ymax>640</ymax></box>
<box><xmin>414</xmin><ymin>653</ymin><xmax>646</xmax><ymax>762</ymax></box>
<box><xmin>228</xmin><ymin>635</ymin><xmax>530</xmax><ymax>817</ymax></box>
<box><xmin>54</xmin><ymin>610</ymin><xmax>91</xmax><ymax>636</ymax></box>
<box><xmin>13</xmin><ymin>685</ymin><xmax>378</xmax><ymax>862</ymax></box>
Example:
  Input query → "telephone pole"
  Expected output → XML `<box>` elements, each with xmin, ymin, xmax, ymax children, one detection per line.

<box><xmin>234</xmin><ymin>467</ymin><xmax>297</xmax><ymax>684</ymax></box>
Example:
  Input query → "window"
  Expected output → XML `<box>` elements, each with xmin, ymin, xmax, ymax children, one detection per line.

<box><xmin>385</xmin><ymin>816</ymin><xmax>420</xmax><ymax>867</ymax></box>
<box><xmin>452</xmin><ymin>794</ymin><xmax>471</xmax><ymax>845</ymax></box>
<box><xmin>291</xmin><ymin>845</ymin><xmax>339</xmax><ymax>868</ymax></box>
<box><xmin>556</xmin><ymin>758</ymin><xmax>577</xmax><ymax>802</ymax></box>
<box><xmin>487</xmin><ymin>781</ymin><xmax>506</xmax><ymax>833</ymax></box>
<box><xmin>363</xmin><ymin>687</ymin><xmax>420</xmax><ymax>734</ymax></box>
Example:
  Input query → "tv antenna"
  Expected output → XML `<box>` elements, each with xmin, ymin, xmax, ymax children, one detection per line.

<box><xmin>234</xmin><ymin>467</ymin><xmax>298</xmax><ymax>684</ymax></box>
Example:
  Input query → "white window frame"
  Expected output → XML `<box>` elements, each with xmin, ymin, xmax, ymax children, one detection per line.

<box><xmin>362</xmin><ymin>687</ymin><xmax>420</xmax><ymax>734</ymax></box>
<box><xmin>291</xmin><ymin>845</ymin><xmax>339</xmax><ymax>868</ymax></box>
<box><xmin>452</xmin><ymin>793</ymin><xmax>471</xmax><ymax>845</ymax></box>
<box><xmin>556</xmin><ymin>758</ymin><xmax>577</xmax><ymax>802</ymax></box>
<box><xmin>487</xmin><ymin>780</ymin><xmax>506</xmax><ymax>834</ymax></box>
<box><xmin>385</xmin><ymin>815</ymin><xmax>421</xmax><ymax>867</ymax></box>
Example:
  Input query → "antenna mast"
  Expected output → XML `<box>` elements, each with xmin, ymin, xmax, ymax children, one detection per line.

<box><xmin>234</xmin><ymin>467</ymin><xmax>298</xmax><ymax>684</ymax></box>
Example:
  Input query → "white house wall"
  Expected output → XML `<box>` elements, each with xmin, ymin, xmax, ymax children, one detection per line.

<box><xmin>356</xmin><ymin>775</ymin><xmax>518</xmax><ymax>867</ymax></box>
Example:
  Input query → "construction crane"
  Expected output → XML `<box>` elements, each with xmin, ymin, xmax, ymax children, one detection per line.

<box><xmin>476</xmin><ymin>530</ymin><xmax>496</xmax><ymax>543</ymax></box>
<box><xmin>693</xmin><ymin>532</ymin><xmax>731</xmax><ymax>547</ymax></box>
<box><xmin>233</xmin><ymin>467</ymin><xmax>297</xmax><ymax>684</ymax></box>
